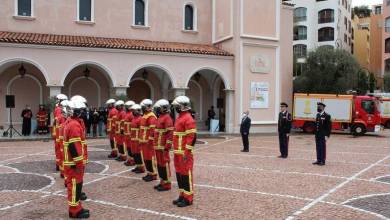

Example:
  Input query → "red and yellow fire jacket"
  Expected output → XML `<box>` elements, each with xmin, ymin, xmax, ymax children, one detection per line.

<box><xmin>107</xmin><ymin>107</ymin><xmax>118</xmax><ymax>134</ymax></box>
<box><xmin>115</xmin><ymin>109</ymin><xmax>126</xmax><ymax>135</ymax></box>
<box><xmin>130</xmin><ymin>115</ymin><xmax>142</xmax><ymax>143</ymax></box>
<box><xmin>139</xmin><ymin>111</ymin><xmax>157</xmax><ymax>144</ymax></box>
<box><xmin>36</xmin><ymin>110</ymin><xmax>48</xmax><ymax>126</ymax></box>
<box><xmin>173</xmin><ymin>111</ymin><xmax>197</xmax><ymax>157</ymax></box>
<box><xmin>154</xmin><ymin>113</ymin><xmax>174</xmax><ymax>151</ymax></box>
<box><xmin>124</xmin><ymin>111</ymin><xmax>134</xmax><ymax>137</ymax></box>
<box><xmin>63</xmin><ymin>117</ymin><xmax>86</xmax><ymax>168</ymax></box>
<box><xmin>52</xmin><ymin>105</ymin><xmax>63</xmax><ymax>138</ymax></box>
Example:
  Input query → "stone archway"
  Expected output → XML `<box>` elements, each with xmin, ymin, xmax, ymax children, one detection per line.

<box><xmin>63</xmin><ymin>63</ymin><xmax>113</xmax><ymax>108</ymax></box>
<box><xmin>186</xmin><ymin>69</ymin><xmax>228</xmax><ymax>131</ymax></box>
<box><xmin>0</xmin><ymin>61</ymin><xmax>49</xmax><ymax>129</ymax></box>
<box><xmin>128</xmin><ymin>65</ymin><xmax>173</xmax><ymax>103</ymax></box>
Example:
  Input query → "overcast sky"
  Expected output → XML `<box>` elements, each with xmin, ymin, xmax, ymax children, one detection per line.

<box><xmin>352</xmin><ymin>0</ymin><xmax>382</xmax><ymax>6</ymax></box>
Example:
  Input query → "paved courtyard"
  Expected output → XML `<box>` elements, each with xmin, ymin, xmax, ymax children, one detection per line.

<box><xmin>0</xmin><ymin>130</ymin><xmax>389</xmax><ymax>220</ymax></box>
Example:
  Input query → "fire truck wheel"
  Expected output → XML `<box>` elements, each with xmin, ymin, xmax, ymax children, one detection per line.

<box><xmin>352</xmin><ymin>124</ymin><xmax>366</xmax><ymax>136</ymax></box>
<box><xmin>303</xmin><ymin>122</ymin><xmax>316</xmax><ymax>134</ymax></box>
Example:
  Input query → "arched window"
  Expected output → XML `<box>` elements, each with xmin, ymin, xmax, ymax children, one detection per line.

<box><xmin>16</xmin><ymin>0</ymin><xmax>32</xmax><ymax>17</ymax></box>
<box><xmin>318</xmin><ymin>27</ymin><xmax>334</xmax><ymax>42</ymax></box>
<box><xmin>386</xmin><ymin>17</ymin><xmax>390</xmax><ymax>32</ymax></box>
<box><xmin>386</xmin><ymin>38</ymin><xmax>390</xmax><ymax>53</ymax></box>
<box><xmin>293</xmin><ymin>44</ymin><xmax>307</xmax><ymax>57</ymax></box>
<box><xmin>293</xmin><ymin>26</ymin><xmax>307</xmax><ymax>40</ymax></box>
<box><xmin>134</xmin><ymin>0</ymin><xmax>146</xmax><ymax>26</ymax></box>
<box><xmin>385</xmin><ymin>59</ymin><xmax>390</xmax><ymax>72</ymax></box>
<box><xmin>294</xmin><ymin>7</ymin><xmax>307</xmax><ymax>22</ymax></box>
<box><xmin>184</xmin><ymin>4</ymin><xmax>195</xmax><ymax>30</ymax></box>
<box><xmin>318</xmin><ymin>9</ymin><xmax>334</xmax><ymax>24</ymax></box>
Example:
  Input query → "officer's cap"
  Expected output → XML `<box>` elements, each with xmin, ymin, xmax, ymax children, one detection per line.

<box><xmin>317</xmin><ymin>102</ymin><xmax>326</xmax><ymax>107</ymax></box>
<box><xmin>280</xmin><ymin>102</ymin><xmax>288</xmax><ymax>107</ymax></box>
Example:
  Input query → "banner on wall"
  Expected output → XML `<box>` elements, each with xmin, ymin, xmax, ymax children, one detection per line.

<box><xmin>250</xmin><ymin>82</ymin><xmax>269</xmax><ymax>109</ymax></box>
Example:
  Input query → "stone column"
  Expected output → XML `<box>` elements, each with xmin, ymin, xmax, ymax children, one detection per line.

<box><xmin>224</xmin><ymin>89</ymin><xmax>235</xmax><ymax>134</ymax></box>
<box><xmin>114</xmin><ymin>87</ymin><xmax>128</xmax><ymax>97</ymax></box>
<box><xmin>172</xmin><ymin>88</ymin><xmax>187</xmax><ymax>97</ymax></box>
<box><xmin>48</xmin><ymin>86</ymin><xmax>62</xmax><ymax>98</ymax></box>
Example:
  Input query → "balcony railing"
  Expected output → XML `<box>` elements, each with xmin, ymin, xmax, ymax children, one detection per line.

<box><xmin>318</xmin><ymin>17</ymin><xmax>334</xmax><ymax>24</ymax></box>
<box><xmin>294</xmin><ymin>16</ymin><xmax>307</xmax><ymax>22</ymax></box>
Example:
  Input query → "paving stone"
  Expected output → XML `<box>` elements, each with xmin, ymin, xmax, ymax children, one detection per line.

<box><xmin>8</xmin><ymin>160</ymin><xmax>106</xmax><ymax>174</ymax></box>
<box><xmin>345</xmin><ymin>194</ymin><xmax>390</xmax><ymax>218</ymax></box>
<box><xmin>0</xmin><ymin>173</ymin><xmax>51</xmax><ymax>191</ymax></box>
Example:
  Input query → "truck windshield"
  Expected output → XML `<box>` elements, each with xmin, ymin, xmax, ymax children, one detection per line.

<box><xmin>361</xmin><ymin>100</ymin><xmax>376</xmax><ymax>114</ymax></box>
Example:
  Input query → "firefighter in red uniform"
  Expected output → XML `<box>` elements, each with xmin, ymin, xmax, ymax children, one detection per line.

<box><xmin>139</xmin><ymin>99</ymin><xmax>158</xmax><ymax>182</ymax></box>
<box><xmin>63</xmin><ymin>100</ymin><xmax>90</xmax><ymax>219</ymax></box>
<box><xmin>70</xmin><ymin>95</ymin><xmax>89</xmax><ymax>167</ymax></box>
<box><xmin>114</xmin><ymin>100</ymin><xmax>127</xmax><ymax>161</ymax></box>
<box><xmin>130</xmin><ymin>104</ymin><xmax>145</xmax><ymax>173</ymax></box>
<box><xmin>36</xmin><ymin>105</ymin><xmax>48</xmax><ymax>134</ymax></box>
<box><xmin>53</xmin><ymin>94</ymin><xmax>68</xmax><ymax>171</ymax></box>
<box><xmin>171</xmin><ymin>96</ymin><xmax>197</xmax><ymax>207</ymax></box>
<box><xmin>153</xmin><ymin>99</ymin><xmax>174</xmax><ymax>191</ymax></box>
<box><xmin>106</xmin><ymin>99</ymin><xmax>118</xmax><ymax>158</ymax></box>
<box><xmin>56</xmin><ymin>100</ymin><xmax>70</xmax><ymax>179</ymax></box>
<box><xmin>124</xmin><ymin>101</ymin><xmax>135</xmax><ymax>166</ymax></box>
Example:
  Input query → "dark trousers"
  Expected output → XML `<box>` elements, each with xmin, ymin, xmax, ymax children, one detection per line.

<box><xmin>241</xmin><ymin>133</ymin><xmax>249</xmax><ymax>151</ymax></box>
<box><xmin>92</xmin><ymin>123</ymin><xmax>97</xmax><ymax>137</ymax></box>
<box><xmin>279</xmin><ymin>133</ymin><xmax>289</xmax><ymax>157</ymax></box>
<box><xmin>315</xmin><ymin>135</ymin><xmax>326</xmax><ymax>163</ymax></box>
<box><xmin>22</xmin><ymin>119</ymin><xmax>31</xmax><ymax>136</ymax></box>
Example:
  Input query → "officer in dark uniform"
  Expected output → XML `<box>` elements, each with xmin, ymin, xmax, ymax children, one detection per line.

<box><xmin>278</xmin><ymin>102</ymin><xmax>292</xmax><ymax>158</ymax></box>
<box><xmin>313</xmin><ymin>102</ymin><xmax>331</xmax><ymax>166</ymax></box>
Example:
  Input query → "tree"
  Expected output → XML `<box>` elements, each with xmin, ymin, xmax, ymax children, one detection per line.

<box><xmin>385</xmin><ymin>72</ymin><xmax>390</xmax><ymax>92</ymax></box>
<box><xmin>353</xmin><ymin>6</ymin><xmax>371</xmax><ymax>18</ymax></box>
<box><xmin>368</xmin><ymin>72</ymin><xmax>377</xmax><ymax>93</ymax></box>
<box><xmin>357</xmin><ymin>70</ymin><xmax>369</xmax><ymax>95</ymax></box>
<box><xmin>293</xmin><ymin>46</ymin><xmax>360</xmax><ymax>94</ymax></box>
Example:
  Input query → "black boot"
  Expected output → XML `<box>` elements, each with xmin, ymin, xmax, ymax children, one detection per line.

<box><xmin>154</xmin><ymin>184</ymin><xmax>161</xmax><ymax>189</ymax></box>
<box><xmin>177</xmin><ymin>199</ymin><xmax>192</xmax><ymax>208</ymax></box>
<box><xmin>172</xmin><ymin>197</ymin><xmax>184</xmax><ymax>205</ymax></box>
<box><xmin>80</xmin><ymin>192</ymin><xmax>87</xmax><ymax>201</ymax></box>
<box><xmin>56</xmin><ymin>165</ymin><xmax>60</xmax><ymax>171</ymax></box>
<box><xmin>69</xmin><ymin>209</ymin><xmax>90</xmax><ymax>219</ymax></box>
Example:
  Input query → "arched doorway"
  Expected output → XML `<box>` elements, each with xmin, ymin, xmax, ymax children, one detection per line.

<box><xmin>0</xmin><ymin>61</ymin><xmax>49</xmax><ymax>130</ymax></box>
<box><xmin>127</xmin><ymin>79</ymin><xmax>153</xmax><ymax>103</ymax></box>
<box><xmin>63</xmin><ymin>63</ymin><xmax>113</xmax><ymax>109</ymax></box>
<box><xmin>186</xmin><ymin>69</ymin><xmax>227</xmax><ymax>131</ymax></box>
<box><xmin>128</xmin><ymin>66</ymin><xmax>173</xmax><ymax>104</ymax></box>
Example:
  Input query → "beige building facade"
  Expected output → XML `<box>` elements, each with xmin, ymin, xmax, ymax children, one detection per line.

<box><xmin>0</xmin><ymin>0</ymin><xmax>293</xmax><ymax>133</ymax></box>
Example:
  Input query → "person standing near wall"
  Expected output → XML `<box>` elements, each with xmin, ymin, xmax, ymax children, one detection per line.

<box><xmin>278</xmin><ymin>102</ymin><xmax>292</xmax><ymax>158</ymax></box>
<box><xmin>240</xmin><ymin>110</ymin><xmax>251</xmax><ymax>152</ymax></box>
<box><xmin>21</xmin><ymin>105</ymin><xmax>32</xmax><ymax>136</ymax></box>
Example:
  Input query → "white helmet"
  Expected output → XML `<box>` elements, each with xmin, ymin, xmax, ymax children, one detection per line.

<box><xmin>68</xmin><ymin>100</ymin><xmax>86</xmax><ymax>110</ymax></box>
<box><xmin>154</xmin><ymin>99</ymin><xmax>170</xmax><ymax>108</ymax></box>
<box><xmin>125</xmin><ymin>100</ymin><xmax>136</xmax><ymax>107</ymax></box>
<box><xmin>71</xmin><ymin>95</ymin><xmax>87</xmax><ymax>103</ymax></box>
<box><xmin>172</xmin><ymin>96</ymin><xmax>191</xmax><ymax>111</ymax></box>
<box><xmin>56</xmin><ymin>94</ymin><xmax>68</xmax><ymax>101</ymax></box>
<box><xmin>115</xmin><ymin>100</ymin><xmax>125</xmax><ymax>106</ymax></box>
<box><xmin>140</xmin><ymin>99</ymin><xmax>153</xmax><ymax>107</ymax></box>
<box><xmin>60</xmin><ymin>100</ymin><xmax>69</xmax><ymax>107</ymax></box>
<box><xmin>106</xmin><ymin>99</ymin><xmax>116</xmax><ymax>105</ymax></box>
<box><xmin>130</xmin><ymin>104</ymin><xmax>142</xmax><ymax>110</ymax></box>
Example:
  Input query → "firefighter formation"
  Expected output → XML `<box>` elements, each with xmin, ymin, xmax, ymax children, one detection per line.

<box><xmin>51</xmin><ymin>94</ymin><xmax>196</xmax><ymax>219</ymax></box>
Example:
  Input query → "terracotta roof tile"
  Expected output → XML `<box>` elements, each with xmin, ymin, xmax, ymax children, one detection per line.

<box><xmin>0</xmin><ymin>31</ymin><xmax>233</xmax><ymax>56</ymax></box>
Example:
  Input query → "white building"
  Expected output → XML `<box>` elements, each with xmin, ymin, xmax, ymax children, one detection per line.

<box><xmin>291</xmin><ymin>0</ymin><xmax>353</xmax><ymax>60</ymax></box>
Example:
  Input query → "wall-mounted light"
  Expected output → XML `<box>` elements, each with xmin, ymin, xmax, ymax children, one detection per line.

<box><xmin>142</xmin><ymin>69</ymin><xmax>148</xmax><ymax>81</ymax></box>
<box><xmin>83</xmin><ymin>65</ymin><xmax>90</xmax><ymax>78</ymax></box>
<box><xmin>18</xmin><ymin>63</ymin><xmax>26</xmax><ymax>78</ymax></box>
<box><xmin>194</xmin><ymin>72</ymin><xmax>201</xmax><ymax>82</ymax></box>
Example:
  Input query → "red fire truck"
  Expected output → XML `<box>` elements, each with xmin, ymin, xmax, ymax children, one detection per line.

<box><xmin>292</xmin><ymin>93</ymin><xmax>382</xmax><ymax>136</ymax></box>
<box><xmin>378</xmin><ymin>97</ymin><xmax>390</xmax><ymax>128</ymax></box>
